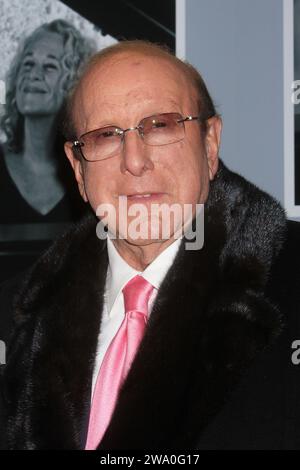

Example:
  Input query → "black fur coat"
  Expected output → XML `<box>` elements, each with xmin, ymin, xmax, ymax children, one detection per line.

<box><xmin>1</xmin><ymin>160</ymin><xmax>300</xmax><ymax>450</ymax></box>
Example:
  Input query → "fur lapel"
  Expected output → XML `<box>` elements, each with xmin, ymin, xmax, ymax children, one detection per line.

<box><xmin>5</xmin><ymin>160</ymin><xmax>287</xmax><ymax>449</ymax></box>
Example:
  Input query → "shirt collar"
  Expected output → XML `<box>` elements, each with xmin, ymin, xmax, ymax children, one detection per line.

<box><xmin>106</xmin><ymin>235</ymin><xmax>182</xmax><ymax>314</ymax></box>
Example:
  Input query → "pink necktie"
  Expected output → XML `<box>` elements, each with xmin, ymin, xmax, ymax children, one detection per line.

<box><xmin>85</xmin><ymin>274</ymin><xmax>154</xmax><ymax>450</ymax></box>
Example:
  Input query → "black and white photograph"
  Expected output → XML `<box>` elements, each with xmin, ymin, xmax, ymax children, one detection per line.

<box><xmin>0</xmin><ymin>0</ymin><xmax>175</xmax><ymax>281</ymax></box>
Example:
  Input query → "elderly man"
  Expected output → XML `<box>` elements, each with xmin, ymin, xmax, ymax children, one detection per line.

<box><xmin>1</xmin><ymin>40</ymin><xmax>300</xmax><ymax>450</ymax></box>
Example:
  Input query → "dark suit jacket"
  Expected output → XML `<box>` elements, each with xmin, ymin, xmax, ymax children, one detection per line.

<box><xmin>1</xmin><ymin>160</ymin><xmax>300</xmax><ymax>450</ymax></box>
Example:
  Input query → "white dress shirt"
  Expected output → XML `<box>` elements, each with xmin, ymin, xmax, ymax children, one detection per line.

<box><xmin>91</xmin><ymin>236</ymin><xmax>182</xmax><ymax>398</ymax></box>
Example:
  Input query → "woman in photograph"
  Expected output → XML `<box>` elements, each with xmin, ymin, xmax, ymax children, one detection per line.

<box><xmin>0</xmin><ymin>19</ymin><xmax>93</xmax><ymax>225</ymax></box>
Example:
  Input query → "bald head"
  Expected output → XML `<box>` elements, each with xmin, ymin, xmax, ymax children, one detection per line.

<box><xmin>63</xmin><ymin>40</ymin><xmax>216</xmax><ymax>141</ymax></box>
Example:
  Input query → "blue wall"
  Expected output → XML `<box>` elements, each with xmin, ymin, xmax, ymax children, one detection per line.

<box><xmin>185</xmin><ymin>0</ymin><xmax>284</xmax><ymax>204</ymax></box>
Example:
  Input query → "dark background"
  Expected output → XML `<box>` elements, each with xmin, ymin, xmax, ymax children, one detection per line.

<box><xmin>62</xmin><ymin>0</ymin><xmax>175</xmax><ymax>51</ymax></box>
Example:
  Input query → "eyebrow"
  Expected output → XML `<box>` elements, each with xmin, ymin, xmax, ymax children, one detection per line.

<box><xmin>81</xmin><ymin>110</ymin><xmax>183</xmax><ymax>134</ymax></box>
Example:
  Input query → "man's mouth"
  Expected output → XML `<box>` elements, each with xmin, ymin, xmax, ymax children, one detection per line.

<box><xmin>122</xmin><ymin>192</ymin><xmax>166</xmax><ymax>201</ymax></box>
<box><xmin>128</xmin><ymin>193</ymin><xmax>152</xmax><ymax>198</ymax></box>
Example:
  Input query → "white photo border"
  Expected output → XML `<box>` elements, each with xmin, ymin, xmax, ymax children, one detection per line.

<box><xmin>284</xmin><ymin>0</ymin><xmax>299</xmax><ymax>217</ymax></box>
<box><xmin>176</xmin><ymin>0</ymin><xmax>186</xmax><ymax>59</ymax></box>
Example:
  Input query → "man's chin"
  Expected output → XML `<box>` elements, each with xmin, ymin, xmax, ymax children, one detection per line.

<box><xmin>118</xmin><ymin>236</ymin><xmax>173</xmax><ymax>247</ymax></box>
<box><xmin>112</xmin><ymin>221</ymin><xmax>182</xmax><ymax>245</ymax></box>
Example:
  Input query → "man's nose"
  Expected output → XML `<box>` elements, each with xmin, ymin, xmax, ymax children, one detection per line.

<box><xmin>120</xmin><ymin>130</ymin><xmax>154</xmax><ymax>176</ymax></box>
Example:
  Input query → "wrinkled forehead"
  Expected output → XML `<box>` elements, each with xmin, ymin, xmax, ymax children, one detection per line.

<box><xmin>72</xmin><ymin>53</ymin><xmax>198</xmax><ymax>132</ymax></box>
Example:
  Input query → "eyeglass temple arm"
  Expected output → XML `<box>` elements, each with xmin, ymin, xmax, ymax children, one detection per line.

<box><xmin>73</xmin><ymin>140</ymin><xmax>84</xmax><ymax>148</ymax></box>
<box><xmin>177</xmin><ymin>114</ymin><xmax>216</xmax><ymax>124</ymax></box>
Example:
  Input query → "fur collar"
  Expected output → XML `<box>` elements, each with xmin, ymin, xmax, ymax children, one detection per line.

<box><xmin>5</xmin><ymin>160</ymin><xmax>287</xmax><ymax>449</ymax></box>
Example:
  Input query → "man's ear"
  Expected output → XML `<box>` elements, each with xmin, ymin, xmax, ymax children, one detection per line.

<box><xmin>64</xmin><ymin>141</ymin><xmax>88</xmax><ymax>202</ymax></box>
<box><xmin>205</xmin><ymin>116</ymin><xmax>222</xmax><ymax>181</ymax></box>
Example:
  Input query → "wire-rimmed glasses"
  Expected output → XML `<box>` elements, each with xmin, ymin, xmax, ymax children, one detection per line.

<box><xmin>71</xmin><ymin>112</ymin><xmax>204</xmax><ymax>162</ymax></box>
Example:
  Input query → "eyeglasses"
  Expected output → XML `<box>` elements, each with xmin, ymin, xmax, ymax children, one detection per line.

<box><xmin>72</xmin><ymin>112</ymin><xmax>205</xmax><ymax>162</ymax></box>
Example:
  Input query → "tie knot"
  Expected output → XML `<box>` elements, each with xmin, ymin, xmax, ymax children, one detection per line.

<box><xmin>122</xmin><ymin>275</ymin><xmax>154</xmax><ymax>316</ymax></box>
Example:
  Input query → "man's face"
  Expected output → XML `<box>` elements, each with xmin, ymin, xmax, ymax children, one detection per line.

<box><xmin>65</xmin><ymin>53</ymin><xmax>221</xmax><ymax>244</ymax></box>
<box><xmin>16</xmin><ymin>31</ymin><xmax>66</xmax><ymax>116</ymax></box>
